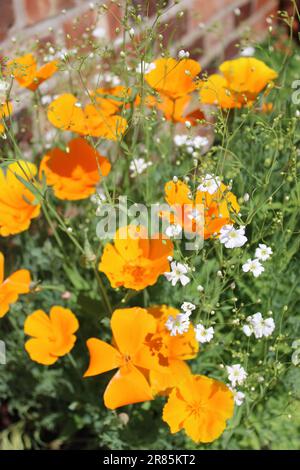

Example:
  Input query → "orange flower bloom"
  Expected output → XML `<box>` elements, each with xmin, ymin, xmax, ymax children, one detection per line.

<box><xmin>94</xmin><ymin>86</ymin><xmax>131</xmax><ymax>114</ymax></box>
<box><xmin>144</xmin><ymin>58</ymin><xmax>202</xmax><ymax>123</ymax></box>
<box><xmin>39</xmin><ymin>137</ymin><xmax>111</xmax><ymax>201</ymax></box>
<box><xmin>145</xmin><ymin>305</ymin><xmax>198</xmax><ymax>394</ymax></box>
<box><xmin>199</xmin><ymin>58</ymin><xmax>277</xmax><ymax>108</ymax></box>
<box><xmin>47</xmin><ymin>93</ymin><xmax>127</xmax><ymax>140</ymax></box>
<box><xmin>145</xmin><ymin>58</ymin><xmax>201</xmax><ymax>100</ymax></box>
<box><xmin>0</xmin><ymin>102</ymin><xmax>12</xmax><ymax>134</ymax></box>
<box><xmin>163</xmin><ymin>179</ymin><xmax>239</xmax><ymax>240</ymax></box>
<box><xmin>99</xmin><ymin>225</ymin><xmax>173</xmax><ymax>290</ymax></box>
<box><xmin>163</xmin><ymin>374</ymin><xmax>234</xmax><ymax>443</ymax></box>
<box><xmin>0</xmin><ymin>161</ymin><xmax>41</xmax><ymax>237</ymax></box>
<box><xmin>7</xmin><ymin>53</ymin><xmax>58</xmax><ymax>91</ymax></box>
<box><xmin>24</xmin><ymin>306</ymin><xmax>79</xmax><ymax>365</ymax></box>
<box><xmin>84</xmin><ymin>307</ymin><xmax>161</xmax><ymax>409</ymax></box>
<box><xmin>0</xmin><ymin>252</ymin><xmax>31</xmax><ymax>318</ymax></box>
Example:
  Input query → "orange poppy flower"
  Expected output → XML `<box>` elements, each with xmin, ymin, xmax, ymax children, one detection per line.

<box><xmin>145</xmin><ymin>58</ymin><xmax>201</xmax><ymax>100</ymax></box>
<box><xmin>163</xmin><ymin>179</ymin><xmax>239</xmax><ymax>240</ymax></box>
<box><xmin>0</xmin><ymin>161</ymin><xmax>41</xmax><ymax>237</ymax></box>
<box><xmin>0</xmin><ymin>102</ymin><xmax>13</xmax><ymax>134</ymax></box>
<box><xmin>145</xmin><ymin>305</ymin><xmax>199</xmax><ymax>394</ymax></box>
<box><xmin>99</xmin><ymin>225</ymin><xmax>173</xmax><ymax>290</ymax></box>
<box><xmin>84</xmin><ymin>307</ymin><xmax>161</xmax><ymax>409</ymax></box>
<box><xmin>94</xmin><ymin>86</ymin><xmax>131</xmax><ymax>114</ymax></box>
<box><xmin>39</xmin><ymin>137</ymin><xmax>111</xmax><ymax>201</ymax></box>
<box><xmin>7</xmin><ymin>53</ymin><xmax>58</xmax><ymax>91</ymax></box>
<box><xmin>199</xmin><ymin>58</ymin><xmax>277</xmax><ymax>108</ymax></box>
<box><xmin>0</xmin><ymin>251</ymin><xmax>31</xmax><ymax>318</ymax></box>
<box><xmin>163</xmin><ymin>374</ymin><xmax>234</xmax><ymax>443</ymax></box>
<box><xmin>24</xmin><ymin>306</ymin><xmax>79</xmax><ymax>365</ymax></box>
<box><xmin>47</xmin><ymin>93</ymin><xmax>127</xmax><ymax>140</ymax></box>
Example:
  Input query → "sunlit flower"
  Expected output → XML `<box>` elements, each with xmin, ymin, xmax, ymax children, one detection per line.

<box><xmin>226</xmin><ymin>364</ymin><xmax>247</xmax><ymax>387</ymax></box>
<box><xmin>165</xmin><ymin>313</ymin><xmax>190</xmax><ymax>336</ymax></box>
<box><xmin>129</xmin><ymin>158</ymin><xmax>152</xmax><ymax>177</ymax></box>
<box><xmin>255</xmin><ymin>243</ymin><xmax>273</xmax><ymax>261</ymax></box>
<box><xmin>47</xmin><ymin>93</ymin><xmax>127</xmax><ymax>140</ymax></box>
<box><xmin>229</xmin><ymin>387</ymin><xmax>245</xmax><ymax>406</ymax></box>
<box><xmin>7</xmin><ymin>53</ymin><xmax>58</xmax><ymax>91</ymax></box>
<box><xmin>163</xmin><ymin>374</ymin><xmax>234</xmax><ymax>443</ymax></box>
<box><xmin>163</xmin><ymin>179</ymin><xmax>240</xmax><ymax>240</ymax></box>
<box><xmin>0</xmin><ymin>161</ymin><xmax>41</xmax><ymax>236</ymax></box>
<box><xmin>24</xmin><ymin>306</ymin><xmax>79</xmax><ymax>365</ymax></box>
<box><xmin>219</xmin><ymin>224</ymin><xmax>247</xmax><ymax>249</ymax></box>
<box><xmin>194</xmin><ymin>323</ymin><xmax>214</xmax><ymax>343</ymax></box>
<box><xmin>99</xmin><ymin>225</ymin><xmax>173</xmax><ymax>290</ymax></box>
<box><xmin>0</xmin><ymin>252</ymin><xmax>31</xmax><ymax>318</ymax></box>
<box><xmin>197</xmin><ymin>174</ymin><xmax>221</xmax><ymax>195</ymax></box>
<box><xmin>242</xmin><ymin>312</ymin><xmax>275</xmax><ymax>339</ymax></box>
<box><xmin>164</xmin><ymin>261</ymin><xmax>190</xmax><ymax>287</ymax></box>
<box><xmin>84</xmin><ymin>307</ymin><xmax>161</xmax><ymax>409</ymax></box>
<box><xmin>0</xmin><ymin>102</ymin><xmax>12</xmax><ymax>135</ymax></box>
<box><xmin>242</xmin><ymin>258</ymin><xmax>264</xmax><ymax>277</ymax></box>
<box><xmin>39</xmin><ymin>137</ymin><xmax>111</xmax><ymax>200</ymax></box>
<box><xmin>181</xmin><ymin>302</ymin><xmax>196</xmax><ymax>315</ymax></box>
<box><xmin>136</xmin><ymin>61</ymin><xmax>156</xmax><ymax>74</ymax></box>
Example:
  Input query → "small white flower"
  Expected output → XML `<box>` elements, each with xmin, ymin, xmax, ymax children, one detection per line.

<box><xmin>194</xmin><ymin>323</ymin><xmax>214</xmax><ymax>343</ymax></box>
<box><xmin>243</xmin><ymin>192</ymin><xmax>250</xmax><ymax>202</ymax></box>
<box><xmin>227</xmin><ymin>364</ymin><xmax>247</xmax><ymax>387</ymax></box>
<box><xmin>129</xmin><ymin>28</ymin><xmax>135</xmax><ymax>38</ymax></box>
<box><xmin>164</xmin><ymin>261</ymin><xmax>190</xmax><ymax>287</ymax></box>
<box><xmin>165</xmin><ymin>313</ymin><xmax>190</xmax><ymax>336</ymax></box>
<box><xmin>242</xmin><ymin>258</ymin><xmax>264</xmax><ymax>277</ymax></box>
<box><xmin>178</xmin><ymin>49</ymin><xmax>190</xmax><ymax>59</ymax></box>
<box><xmin>193</xmin><ymin>136</ymin><xmax>209</xmax><ymax>149</ymax></box>
<box><xmin>185</xmin><ymin>120</ymin><xmax>192</xmax><ymax>129</ymax></box>
<box><xmin>136</xmin><ymin>61</ymin><xmax>156</xmax><ymax>75</ymax></box>
<box><xmin>219</xmin><ymin>225</ymin><xmax>247</xmax><ymax>249</ymax></box>
<box><xmin>229</xmin><ymin>387</ymin><xmax>245</xmax><ymax>406</ymax></box>
<box><xmin>129</xmin><ymin>158</ymin><xmax>152</xmax><ymax>177</ymax></box>
<box><xmin>165</xmin><ymin>223</ymin><xmax>182</xmax><ymax>238</ymax></box>
<box><xmin>240</xmin><ymin>46</ymin><xmax>255</xmax><ymax>57</ymax></box>
<box><xmin>181</xmin><ymin>302</ymin><xmax>196</xmax><ymax>315</ymax></box>
<box><xmin>255</xmin><ymin>243</ymin><xmax>273</xmax><ymax>261</ymax></box>
<box><xmin>174</xmin><ymin>134</ymin><xmax>188</xmax><ymax>147</ymax></box>
<box><xmin>197</xmin><ymin>174</ymin><xmax>221</xmax><ymax>195</ymax></box>
<box><xmin>243</xmin><ymin>312</ymin><xmax>275</xmax><ymax>339</ymax></box>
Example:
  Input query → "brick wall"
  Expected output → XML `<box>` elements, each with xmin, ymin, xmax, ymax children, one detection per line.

<box><xmin>0</xmin><ymin>0</ymin><xmax>280</xmax><ymax>63</ymax></box>
<box><xmin>0</xmin><ymin>0</ymin><xmax>281</xmax><ymax>144</ymax></box>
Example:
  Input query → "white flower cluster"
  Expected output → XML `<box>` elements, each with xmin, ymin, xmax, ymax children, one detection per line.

<box><xmin>129</xmin><ymin>158</ymin><xmax>152</xmax><ymax>177</ymax></box>
<box><xmin>242</xmin><ymin>312</ymin><xmax>275</xmax><ymax>339</ymax></box>
<box><xmin>165</xmin><ymin>301</ymin><xmax>195</xmax><ymax>336</ymax></box>
<box><xmin>226</xmin><ymin>364</ymin><xmax>247</xmax><ymax>406</ymax></box>
<box><xmin>194</xmin><ymin>323</ymin><xmax>214</xmax><ymax>343</ymax></box>
<box><xmin>219</xmin><ymin>225</ymin><xmax>247</xmax><ymax>249</ymax></box>
<box><xmin>164</xmin><ymin>261</ymin><xmax>190</xmax><ymax>286</ymax></box>
<box><xmin>178</xmin><ymin>50</ymin><xmax>190</xmax><ymax>59</ymax></box>
<box><xmin>174</xmin><ymin>134</ymin><xmax>209</xmax><ymax>155</ymax></box>
<box><xmin>197</xmin><ymin>174</ymin><xmax>220</xmax><ymax>194</ymax></box>
<box><xmin>242</xmin><ymin>243</ymin><xmax>272</xmax><ymax>278</ymax></box>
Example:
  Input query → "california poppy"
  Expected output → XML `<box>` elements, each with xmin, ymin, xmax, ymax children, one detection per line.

<box><xmin>199</xmin><ymin>57</ymin><xmax>277</xmax><ymax>108</ymax></box>
<box><xmin>163</xmin><ymin>179</ymin><xmax>239</xmax><ymax>240</ymax></box>
<box><xmin>84</xmin><ymin>307</ymin><xmax>161</xmax><ymax>409</ymax></box>
<box><xmin>7</xmin><ymin>53</ymin><xmax>58</xmax><ymax>91</ymax></box>
<box><xmin>39</xmin><ymin>137</ymin><xmax>111</xmax><ymax>200</ymax></box>
<box><xmin>145</xmin><ymin>305</ymin><xmax>198</xmax><ymax>394</ymax></box>
<box><xmin>99</xmin><ymin>225</ymin><xmax>173</xmax><ymax>290</ymax></box>
<box><xmin>48</xmin><ymin>93</ymin><xmax>127</xmax><ymax>140</ymax></box>
<box><xmin>0</xmin><ymin>102</ymin><xmax>12</xmax><ymax>134</ymax></box>
<box><xmin>163</xmin><ymin>374</ymin><xmax>234</xmax><ymax>443</ymax></box>
<box><xmin>0</xmin><ymin>251</ymin><xmax>31</xmax><ymax>318</ymax></box>
<box><xmin>0</xmin><ymin>161</ymin><xmax>41</xmax><ymax>236</ymax></box>
<box><xmin>24</xmin><ymin>306</ymin><xmax>79</xmax><ymax>365</ymax></box>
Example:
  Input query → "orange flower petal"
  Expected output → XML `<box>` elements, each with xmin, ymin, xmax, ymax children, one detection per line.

<box><xmin>104</xmin><ymin>364</ymin><xmax>153</xmax><ymax>409</ymax></box>
<box><xmin>84</xmin><ymin>338</ymin><xmax>122</xmax><ymax>377</ymax></box>
<box><xmin>25</xmin><ymin>338</ymin><xmax>58</xmax><ymax>365</ymax></box>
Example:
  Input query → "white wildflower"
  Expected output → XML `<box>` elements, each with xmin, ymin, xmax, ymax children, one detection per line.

<box><xmin>242</xmin><ymin>258</ymin><xmax>264</xmax><ymax>277</ymax></box>
<box><xmin>197</xmin><ymin>174</ymin><xmax>221</xmax><ymax>195</ymax></box>
<box><xmin>165</xmin><ymin>314</ymin><xmax>190</xmax><ymax>336</ymax></box>
<box><xmin>181</xmin><ymin>302</ymin><xmax>196</xmax><ymax>315</ymax></box>
<box><xmin>165</xmin><ymin>224</ymin><xmax>182</xmax><ymax>239</ymax></box>
<box><xmin>129</xmin><ymin>158</ymin><xmax>152</xmax><ymax>177</ymax></box>
<box><xmin>227</xmin><ymin>364</ymin><xmax>247</xmax><ymax>387</ymax></box>
<box><xmin>219</xmin><ymin>225</ymin><xmax>247</xmax><ymax>249</ymax></box>
<box><xmin>242</xmin><ymin>312</ymin><xmax>275</xmax><ymax>339</ymax></box>
<box><xmin>178</xmin><ymin>49</ymin><xmax>190</xmax><ymax>59</ymax></box>
<box><xmin>194</xmin><ymin>323</ymin><xmax>214</xmax><ymax>343</ymax></box>
<box><xmin>254</xmin><ymin>243</ymin><xmax>273</xmax><ymax>261</ymax></box>
<box><xmin>164</xmin><ymin>261</ymin><xmax>190</xmax><ymax>287</ymax></box>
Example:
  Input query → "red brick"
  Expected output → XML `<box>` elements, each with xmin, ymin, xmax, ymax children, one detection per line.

<box><xmin>235</xmin><ymin>0</ymin><xmax>253</xmax><ymax>26</ymax></box>
<box><xmin>158</xmin><ymin>11</ymin><xmax>188</xmax><ymax>47</ymax></box>
<box><xmin>191</xmin><ymin>0</ymin><xmax>234</xmax><ymax>25</ymax></box>
<box><xmin>0</xmin><ymin>0</ymin><xmax>15</xmax><ymax>41</ymax></box>
<box><xmin>63</xmin><ymin>10</ymin><xmax>96</xmax><ymax>50</ymax></box>
<box><xmin>254</xmin><ymin>0</ymin><xmax>272</xmax><ymax>10</ymax></box>
<box><xmin>107</xmin><ymin>2</ymin><xmax>123</xmax><ymax>39</ymax></box>
<box><xmin>132</xmin><ymin>0</ymin><xmax>170</xmax><ymax>17</ymax></box>
<box><xmin>24</xmin><ymin>0</ymin><xmax>75</xmax><ymax>25</ymax></box>
<box><xmin>185</xmin><ymin>35</ymin><xmax>204</xmax><ymax>60</ymax></box>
